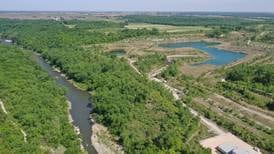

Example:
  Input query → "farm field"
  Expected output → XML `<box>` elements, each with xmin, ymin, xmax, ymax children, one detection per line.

<box><xmin>126</xmin><ymin>23</ymin><xmax>211</xmax><ymax>33</ymax></box>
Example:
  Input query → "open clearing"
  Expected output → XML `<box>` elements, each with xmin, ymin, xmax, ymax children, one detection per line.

<box><xmin>126</xmin><ymin>23</ymin><xmax>211</xmax><ymax>33</ymax></box>
<box><xmin>200</xmin><ymin>133</ymin><xmax>261</xmax><ymax>154</ymax></box>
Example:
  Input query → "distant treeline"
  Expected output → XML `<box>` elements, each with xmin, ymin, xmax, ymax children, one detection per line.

<box><xmin>0</xmin><ymin>19</ymin><xmax>160</xmax><ymax>52</ymax></box>
<box><xmin>122</xmin><ymin>15</ymin><xmax>266</xmax><ymax>27</ymax></box>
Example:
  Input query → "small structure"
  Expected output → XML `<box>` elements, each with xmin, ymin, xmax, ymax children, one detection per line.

<box><xmin>4</xmin><ymin>39</ymin><xmax>13</xmax><ymax>43</ymax></box>
<box><xmin>217</xmin><ymin>143</ymin><xmax>236</xmax><ymax>154</ymax></box>
<box><xmin>52</xmin><ymin>17</ymin><xmax>61</xmax><ymax>21</ymax></box>
<box><xmin>200</xmin><ymin>133</ymin><xmax>261</xmax><ymax>154</ymax></box>
<box><xmin>217</xmin><ymin>143</ymin><xmax>256</xmax><ymax>154</ymax></box>
<box><xmin>221</xmin><ymin>78</ymin><xmax>226</xmax><ymax>82</ymax></box>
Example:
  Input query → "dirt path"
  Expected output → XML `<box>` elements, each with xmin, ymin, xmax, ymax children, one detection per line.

<box><xmin>199</xmin><ymin>116</ymin><xmax>226</xmax><ymax>135</ymax></box>
<box><xmin>151</xmin><ymin>77</ymin><xmax>181</xmax><ymax>100</ymax></box>
<box><xmin>21</xmin><ymin>128</ymin><xmax>27</xmax><ymax>142</ymax></box>
<box><xmin>186</xmin><ymin>126</ymin><xmax>200</xmax><ymax>144</ymax></box>
<box><xmin>214</xmin><ymin>94</ymin><xmax>274</xmax><ymax>123</ymax></box>
<box><xmin>0</xmin><ymin>100</ymin><xmax>7</xmax><ymax>114</ymax></box>
<box><xmin>1</xmin><ymin>99</ymin><xmax>28</xmax><ymax>143</ymax></box>
<box><xmin>11</xmin><ymin>121</ymin><xmax>28</xmax><ymax>143</ymax></box>
<box><xmin>142</xmin><ymin>64</ymin><xmax>226</xmax><ymax>135</ymax></box>
<box><xmin>152</xmin><ymin>77</ymin><xmax>225</xmax><ymax>135</ymax></box>
<box><xmin>126</xmin><ymin>58</ymin><xmax>142</xmax><ymax>75</ymax></box>
<box><xmin>148</xmin><ymin>65</ymin><xmax>168</xmax><ymax>79</ymax></box>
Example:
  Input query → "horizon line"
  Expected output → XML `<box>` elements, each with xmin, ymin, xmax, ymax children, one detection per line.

<box><xmin>0</xmin><ymin>10</ymin><xmax>274</xmax><ymax>14</ymax></box>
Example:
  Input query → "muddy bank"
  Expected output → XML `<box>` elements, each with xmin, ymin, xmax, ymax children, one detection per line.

<box><xmin>91</xmin><ymin>122</ymin><xmax>124</xmax><ymax>154</ymax></box>
<box><xmin>66</xmin><ymin>100</ymin><xmax>85</xmax><ymax>151</ymax></box>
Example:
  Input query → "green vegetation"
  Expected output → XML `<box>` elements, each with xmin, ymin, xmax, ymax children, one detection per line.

<box><xmin>0</xmin><ymin>109</ymin><xmax>28</xmax><ymax>153</ymax></box>
<box><xmin>0</xmin><ymin>19</ymin><xmax>160</xmax><ymax>53</ymax></box>
<box><xmin>257</xmin><ymin>31</ymin><xmax>274</xmax><ymax>44</ymax></box>
<box><xmin>0</xmin><ymin>45</ymin><xmax>81</xmax><ymax>153</ymax></box>
<box><xmin>205</xmin><ymin>26</ymin><xmax>234</xmax><ymax>38</ymax></box>
<box><xmin>2</xmin><ymin>14</ymin><xmax>272</xmax><ymax>154</ymax></box>
<box><xmin>135</xmin><ymin>53</ymin><xmax>166</xmax><ymax>73</ymax></box>
<box><xmin>43</xmin><ymin>46</ymin><xmax>208</xmax><ymax>153</ymax></box>
<box><xmin>221</xmin><ymin>64</ymin><xmax>274</xmax><ymax>110</ymax></box>
<box><xmin>176</xmin><ymin>68</ymin><xmax>274</xmax><ymax>153</ymax></box>
<box><xmin>121</xmin><ymin>14</ymin><xmax>274</xmax><ymax>154</ymax></box>
<box><xmin>0</xmin><ymin>19</ymin><xmax>209</xmax><ymax>153</ymax></box>
<box><xmin>247</xmin><ymin>24</ymin><xmax>274</xmax><ymax>44</ymax></box>
<box><xmin>187</xmin><ymin>99</ymin><xmax>274</xmax><ymax>153</ymax></box>
<box><xmin>123</xmin><ymin>15</ymin><xmax>263</xmax><ymax>27</ymax></box>
<box><xmin>160</xmin><ymin>62</ymin><xmax>180</xmax><ymax>80</ymax></box>
<box><xmin>163</xmin><ymin>60</ymin><xmax>274</xmax><ymax>153</ymax></box>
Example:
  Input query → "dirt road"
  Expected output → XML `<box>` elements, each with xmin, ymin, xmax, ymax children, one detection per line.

<box><xmin>214</xmin><ymin>94</ymin><xmax>274</xmax><ymax>123</ymax></box>
<box><xmin>0</xmin><ymin>99</ymin><xmax>28</xmax><ymax>142</ymax></box>
<box><xmin>151</xmin><ymin>75</ymin><xmax>225</xmax><ymax>135</ymax></box>
<box><xmin>126</xmin><ymin>58</ymin><xmax>142</xmax><ymax>75</ymax></box>
<box><xmin>127</xmin><ymin>61</ymin><xmax>227</xmax><ymax>135</ymax></box>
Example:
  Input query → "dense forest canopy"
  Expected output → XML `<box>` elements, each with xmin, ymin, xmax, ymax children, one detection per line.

<box><xmin>0</xmin><ymin>19</ymin><xmax>160</xmax><ymax>52</ymax></box>
<box><xmin>0</xmin><ymin>19</ymin><xmax>208</xmax><ymax>153</ymax></box>
<box><xmin>0</xmin><ymin>45</ymin><xmax>81</xmax><ymax>153</ymax></box>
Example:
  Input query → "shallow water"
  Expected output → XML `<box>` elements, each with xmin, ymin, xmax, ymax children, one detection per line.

<box><xmin>160</xmin><ymin>41</ymin><xmax>246</xmax><ymax>66</ymax></box>
<box><xmin>110</xmin><ymin>49</ymin><xmax>126</xmax><ymax>57</ymax></box>
<box><xmin>32</xmin><ymin>54</ymin><xmax>97</xmax><ymax>154</ymax></box>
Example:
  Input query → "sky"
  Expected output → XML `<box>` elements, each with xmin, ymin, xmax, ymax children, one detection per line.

<box><xmin>0</xmin><ymin>0</ymin><xmax>274</xmax><ymax>12</ymax></box>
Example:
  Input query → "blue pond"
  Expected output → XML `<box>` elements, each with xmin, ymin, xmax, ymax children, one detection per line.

<box><xmin>160</xmin><ymin>41</ymin><xmax>246</xmax><ymax>66</ymax></box>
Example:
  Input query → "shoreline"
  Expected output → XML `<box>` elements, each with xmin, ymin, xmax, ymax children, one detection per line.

<box><xmin>90</xmin><ymin>119</ymin><xmax>124</xmax><ymax>154</ymax></box>
<box><xmin>50</xmin><ymin>58</ymin><xmax>123</xmax><ymax>154</ymax></box>
<box><xmin>66</xmin><ymin>100</ymin><xmax>85</xmax><ymax>151</ymax></box>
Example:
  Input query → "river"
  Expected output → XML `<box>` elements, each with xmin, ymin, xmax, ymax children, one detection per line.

<box><xmin>32</xmin><ymin>53</ymin><xmax>97</xmax><ymax>154</ymax></box>
<box><xmin>160</xmin><ymin>41</ymin><xmax>246</xmax><ymax>66</ymax></box>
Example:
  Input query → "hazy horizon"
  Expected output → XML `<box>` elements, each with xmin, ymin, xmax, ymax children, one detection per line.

<box><xmin>0</xmin><ymin>0</ymin><xmax>274</xmax><ymax>13</ymax></box>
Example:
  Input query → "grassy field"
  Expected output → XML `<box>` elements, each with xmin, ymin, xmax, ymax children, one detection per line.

<box><xmin>125</xmin><ymin>23</ymin><xmax>211</xmax><ymax>33</ymax></box>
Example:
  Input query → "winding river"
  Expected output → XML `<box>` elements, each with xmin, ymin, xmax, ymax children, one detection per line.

<box><xmin>32</xmin><ymin>54</ymin><xmax>97</xmax><ymax>154</ymax></box>
<box><xmin>160</xmin><ymin>41</ymin><xmax>246</xmax><ymax>66</ymax></box>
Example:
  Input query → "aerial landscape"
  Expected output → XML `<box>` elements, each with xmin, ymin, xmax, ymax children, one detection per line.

<box><xmin>0</xmin><ymin>0</ymin><xmax>273</xmax><ymax>154</ymax></box>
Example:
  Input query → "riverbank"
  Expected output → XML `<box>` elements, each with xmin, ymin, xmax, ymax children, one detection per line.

<box><xmin>32</xmin><ymin>53</ymin><xmax>98</xmax><ymax>154</ymax></box>
<box><xmin>66</xmin><ymin>100</ymin><xmax>85</xmax><ymax>151</ymax></box>
<box><xmin>91</xmin><ymin>122</ymin><xmax>124</xmax><ymax>154</ymax></box>
<box><xmin>52</xmin><ymin>65</ymin><xmax>89</xmax><ymax>92</ymax></box>
<box><xmin>44</xmin><ymin>55</ymin><xmax>124</xmax><ymax>154</ymax></box>
<box><xmin>51</xmin><ymin>59</ymin><xmax>124</xmax><ymax>154</ymax></box>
